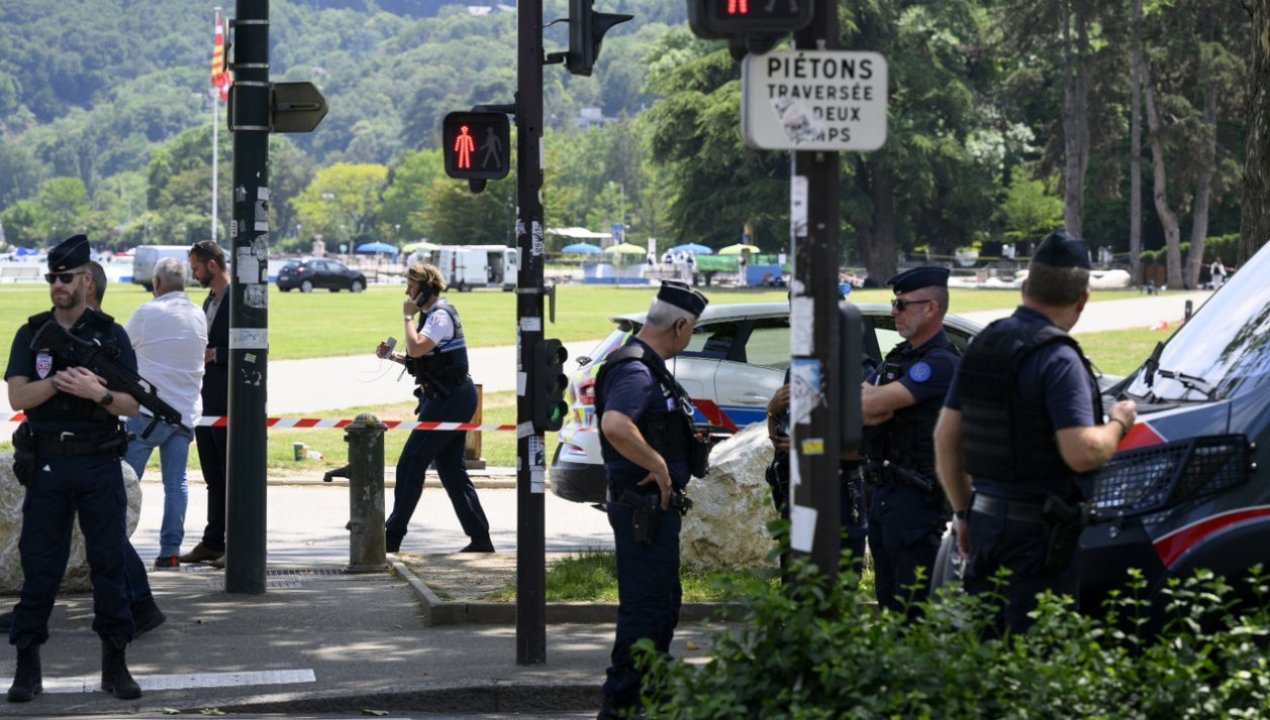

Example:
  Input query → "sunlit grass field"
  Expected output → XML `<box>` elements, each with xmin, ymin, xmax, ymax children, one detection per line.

<box><xmin>0</xmin><ymin>279</ymin><xmax>1168</xmax><ymax>371</ymax></box>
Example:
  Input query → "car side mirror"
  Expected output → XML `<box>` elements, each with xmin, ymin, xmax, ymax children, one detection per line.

<box><xmin>576</xmin><ymin>356</ymin><xmax>591</xmax><ymax>366</ymax></box>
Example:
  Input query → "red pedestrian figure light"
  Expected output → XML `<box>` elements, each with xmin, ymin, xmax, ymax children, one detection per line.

<box><xmin>454</xmin><ymin>125</ymin><xmax>475</xmax><ymax>169</ymax></box>
<box><xmin>727</xmin><ymin>0</ymin><xmax>748</xmax><ymax>13</ymax></box>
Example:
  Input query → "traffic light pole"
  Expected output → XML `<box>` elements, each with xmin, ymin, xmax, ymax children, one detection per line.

<box><xmin>789</xmin><ymin>0</ymin><xmax>842</xmax><ymax>580</ymax></box>
<box><xmin>226</xmin><ymin>0</ymin><xmax>270</xmax><ymax>594</ymax></box>
<box><xmin>515</xmin><ymin>0</ymin><xmax>547</xmax><ymax>665</ymax></box>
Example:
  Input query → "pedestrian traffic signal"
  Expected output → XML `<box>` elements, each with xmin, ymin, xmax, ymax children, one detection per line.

<box><xmin>533</xmin><ymin>338</ymin><xmax>570</xmax><ymax>432</ymax></box>
<box><xmin>688</xmin><ymin>0</ymin><xmax>813</xmax><ymax>37</ymax></box>
<box><xmin>567</xmin><ymin>0</ymin><xmax>633</xmax><ymax>77</ymax></box>
<box><xmin>442</xmin><ymin>112</ymin><xmax>510</xmax><ymax>181</ymax></box>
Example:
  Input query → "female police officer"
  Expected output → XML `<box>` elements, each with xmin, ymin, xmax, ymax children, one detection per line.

<box><xmin>376</xmin><ymin>263</ymin><xmax>493</xmax><ymax>553</ymax></box>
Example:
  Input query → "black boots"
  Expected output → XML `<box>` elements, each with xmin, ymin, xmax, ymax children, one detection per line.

<box><xmin>6</xmin><ymin>640</ymin><xmax>41</xmax><ymax>703</ymax></box>
<box><xmin>460</xmin><ymin>535</ymin><xmax>495</xmax><ymax>553</ymax></box>
<box><xmin>100</xmin><ymin>636</ymin><xmax>141</xmax><ymax>700</ymax></box>
<box><xmin>132</xmin><ymin>597</ymin><xmax>167</xmax><ymax>637</ymax></box>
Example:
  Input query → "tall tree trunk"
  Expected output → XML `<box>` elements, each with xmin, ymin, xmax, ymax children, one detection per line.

<box><xmin>1241</xmin><ymin>0</ymin><xmax>1270</xmax><ymax>263</ymax></box>
<box><xmin>1129</xmin><ymin>0</ymin><xmax>1143</xmax><ymax>283</ymax></box>
<box><xmin>1143</xmin><ymin>56</ymin><xmax>1184</xmax><ymax>288</ymax></box>
<box><xmin>852</xmin><ymin>159</ymin><xmax>898</xmax><ymax>283</ymax></box>
<box><xmin>1060</xmin><ymin>0</ymin><xmax>1090</xmax><ymax>237</ymax></box>
<box><xmin>1186</xmin><ymin>65</ymin><xmax>1218</xmax><ymax>289</ymax></box>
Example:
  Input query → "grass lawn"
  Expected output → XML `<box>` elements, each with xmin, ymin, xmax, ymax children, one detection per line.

<box><xmin>0</xmin><ymin>281</ymin><xmax>1166</xmax><ymax>371</ymax></box>
<box><xmin>1074</xmin><ymin>326</ymin><xmax>1169</xmax><ymax>377</ymax></box>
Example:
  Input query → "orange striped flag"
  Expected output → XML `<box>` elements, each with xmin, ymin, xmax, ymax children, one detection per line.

<box><xmin>210</xmin><ymin>11</ymin><xmax>231</xmax><ymax>102</ymax></box>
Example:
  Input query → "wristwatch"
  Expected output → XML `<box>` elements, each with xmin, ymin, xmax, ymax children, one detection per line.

<box><xmin>100</xmin><ymin>391</ymin><xmax>115</xmax><ymax>407</ymax></box>
<box><xmin>953</xmin><ymin>509</ymin><xmax>967</xmax><ymax>520</ymax></box>
<box><xmin>403</xmin><ymin>315</ymin><xmax>415</xmax><ymax>322</ymax></box>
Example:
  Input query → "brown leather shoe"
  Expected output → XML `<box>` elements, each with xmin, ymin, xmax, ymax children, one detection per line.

<box><xmin>177</xmin><ymin>544</ymin><xmax>223</xmax><ymax>564</ymax></box>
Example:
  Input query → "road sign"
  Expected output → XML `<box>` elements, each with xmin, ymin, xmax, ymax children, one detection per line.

<box><xmin>443</xmin><ymin>112</ymin><xmax>511</xmax><ymax>180</ymax></box>
<box><xmin>741</xmin><ymin>50</ymin><xmax>888</xmax><ymax>151</ymax></box>
<box><xmin>271</xmin><ymin>82</ymin><xmax>328</xmax><ymax>134</ymax></box>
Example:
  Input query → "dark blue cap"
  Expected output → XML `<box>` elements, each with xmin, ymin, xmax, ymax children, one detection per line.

<box><xmin>657</xmin><ymin>280</ymin><xmax>708</xmax><ymax>317</ymax></box>
<box><xmin>886</xmin><ymin>266</ymin><xmax>950</xmax><ymax>295</ymax></box>
<box><xmin>48</xmin><ymin>234</ymin><xmax>90</xmax><ymax>272</ymax></box>
<box><xmin>1033</xmin><ymin>229</ymin><xmax>1091</xmax><ymax>269</ymax></box>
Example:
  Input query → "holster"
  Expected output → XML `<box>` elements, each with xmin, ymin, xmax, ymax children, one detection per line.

<box><xmin>688</xmin><ymin>434</ymin><xmax>711</xmax><ymax>478</ymax></box>
<box><xmin>765</xmin><ymin>451</ymin><xmax>790</xmax><ymax>513</ymax></box>
<box><xmin>11</xmin><ymin>422</ymin><xmax>36</xmax><ymax>487</ymax></box>
<box><xmin>620</xmin><ymin>490</ymin><xmax>659</xmax><ymax>545</ymax></box>
<box><xmin>1042</xmin><ymin>495</ymin><xmax>1085</xmax><ymax>571</ymax></box>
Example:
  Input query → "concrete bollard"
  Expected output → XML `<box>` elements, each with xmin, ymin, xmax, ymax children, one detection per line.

<box><xmin>343</xmin><ymin>412</ymin><xmax>388</xmax><ymax>573</ymax></box>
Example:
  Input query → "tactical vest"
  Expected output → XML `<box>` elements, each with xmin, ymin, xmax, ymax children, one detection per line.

<box><xmin>595</xmin><ymin>342</ymin><xmax>694</xmax><ymax>467</ymax></box>
<box><xmin>864</xmin><ymin>338</ymin><xmax>957</xmax><ymax>475</ymax></box>
<box><xmin>959</xmin><ymin>315</ymin><xmax>1100</xmax><ymax>483</ymax></box>
<box><xmin>23</xmin><ymin>308</ymin><xmax>123</xmax><ymax>427</ymax></box>
<box><xmin>408</xmin><ymin>300</ymin><xmax>470</xmax><ymax>389</ymax></box>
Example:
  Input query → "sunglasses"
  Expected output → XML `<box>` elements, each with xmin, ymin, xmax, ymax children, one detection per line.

<box><xmin>44</xmin><ymin>271</ymin><xmax>85</xmax><ymax>285</ymax></box>
<box><xmin>891</xmin><ymin>298</ymin><xmax>933</xmax><ymax>312</ymax></box>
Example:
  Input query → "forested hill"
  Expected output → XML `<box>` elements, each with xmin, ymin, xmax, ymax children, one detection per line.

<box><xmin>0</xmin><ymin>0</ymin><xmax>681</xmax><ymax>183</ymax></box>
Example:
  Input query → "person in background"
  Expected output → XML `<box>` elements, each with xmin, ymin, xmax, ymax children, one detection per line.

<box><xmin>123</xmin><ymin>257</ymin><xmax>207</xmax><ymax>568</ymax></box>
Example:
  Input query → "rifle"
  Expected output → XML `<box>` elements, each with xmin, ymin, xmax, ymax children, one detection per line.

<box><xmin>880</xmin><ymin>460</ymin><xmax>936</xmax><ymax>493</ymax></box>
<box><xmin>31</xmin><ymin>319</ymin><xmax>189</xmax><ymax>439</ymax></box>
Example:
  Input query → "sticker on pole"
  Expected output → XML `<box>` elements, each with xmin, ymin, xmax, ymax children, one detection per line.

<box><xmin>742</xmin><ymin>50</ymin><xmax>888</xmax><ymax>152</ymax></box>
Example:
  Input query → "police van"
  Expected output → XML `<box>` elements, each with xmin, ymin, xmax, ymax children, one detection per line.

<box><xmin>435</xmin><ymin>245</ymin><xmax>518</xmax><ymax>292</ymax></box>
<box><xmin>932</xmin><ymin>241</ymin><xmax>1270</xmax><ymax>613</ymax></box>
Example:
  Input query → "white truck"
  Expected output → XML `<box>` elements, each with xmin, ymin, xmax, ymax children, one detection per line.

<box><xmin>436</xmin><ymin>244</ymin><xmax>518</xmax><ymax>292</ymax></box>
<box><xmin>131</xmin><ymin>245</ymin><xmax>196</xmax><ymax>291</ymax></box>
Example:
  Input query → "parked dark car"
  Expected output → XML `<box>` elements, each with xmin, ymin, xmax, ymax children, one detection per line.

<box><xmin>932</xmin><ymin>240</ymin><xmax>1270</xmax><ymax>612</ymax></box>
<box><xmin>276</xmin><ymin>259</ymin><xmax>366</xmax><ymax>293</ymax></box>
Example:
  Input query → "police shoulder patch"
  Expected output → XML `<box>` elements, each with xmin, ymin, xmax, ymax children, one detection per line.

<box><xmin>908</xmin><ymin>361</ymin><xmax>932</xmax><ymax>383</ymax></box>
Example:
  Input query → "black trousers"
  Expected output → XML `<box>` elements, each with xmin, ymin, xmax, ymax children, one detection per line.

<box><xmin>194</xmin><ymin>425</ymin><xmax>228</xmax><ymax>552</ymax></box>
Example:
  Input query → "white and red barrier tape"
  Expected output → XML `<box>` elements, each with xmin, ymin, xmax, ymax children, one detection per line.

<box><xmin>0</xmin><ymin>412</ymin><xmax>517</xmax><ymax>433</ymax></box>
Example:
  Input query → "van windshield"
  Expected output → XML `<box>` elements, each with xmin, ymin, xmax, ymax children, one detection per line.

<box><xmin>1124</xmin><ymin>245</ymin><xmax>1270</xmax><ymax>402</ymax></box>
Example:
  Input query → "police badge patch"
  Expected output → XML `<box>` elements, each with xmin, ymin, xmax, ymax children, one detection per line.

<box><xmin>908</xmin><ymin>361</ymin><xmax>932</xmax><ymax>383</ymax></box>
<box><xmin>35</xmin><ymin>352</ymin><xmax>53</xmax><ymax>379</ymax></box>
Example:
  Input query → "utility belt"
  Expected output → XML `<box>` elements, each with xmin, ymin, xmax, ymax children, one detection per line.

<box><xmin>10</xmin><ymin>421</ymin><xmax>128</xmax><ymax>487</ymax></box>
<box><xmin>609</xmin><ymin>486</ymin><xmax>693</xmax><ymax>545</ymax></box>
<box><xmin>862</xmin><ymin>459</ymin><xmax>937</xmax><ymax>494</ymax></box>
<box><xmin>970</xmin><ymin>492</ymin><xmax>1086</xmax><ymax>570</ymax></box>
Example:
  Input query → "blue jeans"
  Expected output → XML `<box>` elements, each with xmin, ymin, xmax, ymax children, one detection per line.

<box><xmin>125</xmin><ymin>414</ymin><xmax>192</xmax><ymax>557</ymax></box>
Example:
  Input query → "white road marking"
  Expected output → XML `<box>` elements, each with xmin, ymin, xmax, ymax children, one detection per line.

<box><xmin>0</xmin><ymin>667</ymin><xmax>316</xmax><ymax>694</ymax></box>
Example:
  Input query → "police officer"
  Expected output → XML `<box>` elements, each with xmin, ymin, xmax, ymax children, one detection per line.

<box><xmin>935</xmin><ymin>230</ymin><xmax>1136</xmax><ymax>634</ymax></box>
<box><xmin>595</xmin><ymin>281</ymin><xmax>709</xmax><ymax>720</ymax></box>
<box><xmin>3</xmin><ymin>235</ymin><xmax>143</xmax><ymax>702</ymax></box>
<box><xmin>377</xmin><ymin>262</ymin><xmax>493</xmax><ymax>553</ymax></box>
<box><xmin>861</xmin><ymin>266</ymin><xmax>961</xmax><ymax>612</ymax></box>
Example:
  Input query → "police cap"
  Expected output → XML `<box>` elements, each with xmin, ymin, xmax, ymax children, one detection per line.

<box><xmin>1033</xmin><ymin>229</ymin><xmax>1091</xmax><ymax>269</ymax></box>
<box><xmin>886</xmin><ymin>266</ymin><xmax>950</xmax><ymax>295</ymax></box>
<box><xmin>657</xmin><ymin>280</ymin><xmax>708</xmax><ymax>318</ymax></box>
<box><xmin>48</xmin><ymin>234</ymin><xmax>91</xmax><ymax>272</ymax></box>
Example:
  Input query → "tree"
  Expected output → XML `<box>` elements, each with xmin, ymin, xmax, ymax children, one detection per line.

<box><xmin>999</xmin><ymin>174</ymin><xmax>1064</xmax><ymax>242</ymax></box>
<box><xmin>377</xmin><ymin>149</ymin><xmax>443</xmax><ymax>242</ymax></box>
<box><xmin>1241</xmin><ymin>0</ymin><xmax>1270</xmax><ymax>262</ymax></box>
<box><xmin>420</xmin><ymin>175</ymin><xmax>515</xmax><ymax>246</ymax></box>
<box><xmin>292</xmin><ymin>163</ymin><xmax>389</xmax><ymax>245</ymax></box>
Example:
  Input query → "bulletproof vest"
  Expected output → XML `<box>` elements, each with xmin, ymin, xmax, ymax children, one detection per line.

<box><xmin>595</xmin><ymin>341</ymin><xmax>694</xmax><ymax>466</ymax></box>
<box><xmin>23</xmin><ymin>308</ymin><xmax>123</xmax><ymax>427</ymax></box>
<box><xmin>408</xmin><ymin>300</ymin><xmax>469</xmax><ymax>389</ymax></box>
<box><xmin>863</xmin><ymin>338</ymin><xmax>957</xmax><ymax>475</ymax></box>
<box><xmin>959</xmin><ymin>315</ymin><xmax>1100</xmax><ymax>483</ymax></box>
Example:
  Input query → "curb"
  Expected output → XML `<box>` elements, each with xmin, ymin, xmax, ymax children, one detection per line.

<box><xmin>389</xmin><ymin>559</ymin><xmax>746</xmax><ymax>626</ymax></box>
<box><xmin>189</xmin><ymin>682</ymin><xmax>602</xmax><ymax>716</ymax></box>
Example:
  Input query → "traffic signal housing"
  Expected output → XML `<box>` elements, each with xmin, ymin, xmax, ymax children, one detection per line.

<box><xmin>442</xmin><ymin>111</ymin><xmax>510</xmax><ymax>181</ymax></box>
<box><xmin>567</xmin><ymin>0</ymin><xmax>633</xmax><ymax>77</ymax></box>
<box><xmin>533</xmin><ymin>338</ymin><xmax>570</xmax><ymax>432</ymax></box>
<box><xmin>688</xmin><ymin>0</ymin><xmax>813</xmax><ymax>38</ymax></box>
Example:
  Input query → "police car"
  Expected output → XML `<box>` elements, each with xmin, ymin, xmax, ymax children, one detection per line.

<box><xmin>932</xmin><ymin>240</ymin><xmax>1270</xmax><ymax>612</ymax></box>
<box><xmin>550</xmin><ymin>302</ymin><xmax>985</xmax><ymax>504</ymax></box>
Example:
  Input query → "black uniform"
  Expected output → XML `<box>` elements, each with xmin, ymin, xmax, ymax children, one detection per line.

<box><xmin>595</xmin><ymin>338</ymin><xmax>699</xmax><ymax>716</ymax></box>
<box><xmin>945</xmin><ymin>307</ymin><xmax>1100</xmax><ymax>633</ymax></box>
<box><xmin>385</xmin><ymin>300</ymin><xmax>491</xmax><ymax>550</ymax></box>
<box><xmin>5</xmin><ymin>309</ymin><xmax>136</xmax><ymax>646</ymax></box>
<box><xmin>193</xmin><ymin>286</ymin><xmax>229</xmax><ymax>555</ymax></box>
<box><xmin>864</xmin><ymin>331</ymin><xmax>960</xmax><ymax>611</ymax></box>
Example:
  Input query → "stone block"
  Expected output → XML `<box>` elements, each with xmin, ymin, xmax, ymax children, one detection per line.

<box><xmin>0</xmin><ymin>453</ymin><xmax>141</xmax><ymax>594</ymax></box>
<box><xmin>681</xmin><ymin>423</ymin><xmax>780</xmax><ymax>573</ymax></box>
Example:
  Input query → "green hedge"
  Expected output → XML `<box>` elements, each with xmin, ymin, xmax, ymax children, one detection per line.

<box><xmin>637</xmin><ymin>558</ymin><xmax>1270</xmax><ymax>718</ymax></box>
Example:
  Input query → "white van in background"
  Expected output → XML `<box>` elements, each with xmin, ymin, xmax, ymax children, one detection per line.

<box><xmin>436</xmin><ymin>244</ymin><xmax>518</xmax><ymax>292</ymax></box>
<box><xmin>131</xmin><ymin>245</ymin><xmax>195</xmax><ymax>291</ymax></box>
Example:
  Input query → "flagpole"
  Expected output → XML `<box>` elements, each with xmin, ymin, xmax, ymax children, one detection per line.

<box><xmin>211</xmin><ymin>7</ymin><xmax>221</xmax><ymax>246</ymax></box>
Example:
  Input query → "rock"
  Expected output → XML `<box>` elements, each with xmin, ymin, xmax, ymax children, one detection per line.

<box><xmin>681</xmin><ymin>423</ymin><xmax>780</xmax><ymax>573</ymax></box>
<box><xmin>0</xmin><ymin>453</ymin><xmax>141</xmax><ymax>594</ymax></box>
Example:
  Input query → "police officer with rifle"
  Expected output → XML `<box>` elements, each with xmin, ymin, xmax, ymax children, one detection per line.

<box><xmin>936</xmin><ymin>230</ymin><xmax>1136</xmax><ymax>634</ymax></box>
<box><xmin>3</xmin><ymin>235</ymin><xmax>184</xmax><ymax>702</ymax></box>
<box><xmin>861</xmin><ymin>266</ymin><xmax>961</xmax><ymax>613</ymax></box>
<box><xmin>595</xmin><ymin>281</ymin><xmax>710</xmax><ymax>720</ymax></box>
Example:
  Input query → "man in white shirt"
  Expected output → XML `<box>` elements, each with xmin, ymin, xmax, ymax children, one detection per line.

<box><xmin>123</xmin><ymin>257</ymin><xmax>208</xmax><ymax>568</ymax></box>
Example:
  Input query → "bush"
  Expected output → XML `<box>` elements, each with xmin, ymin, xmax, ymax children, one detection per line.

<box><xmin>636</xmin><ymin>560</ymin><xmax>1270</xmax><ymax>718</ymax></box>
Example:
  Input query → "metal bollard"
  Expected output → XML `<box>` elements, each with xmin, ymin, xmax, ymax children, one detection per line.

<box><xmin>1184</xmin><ymin>299</ymin><xmax>1193</xmax><ymax>323</ymax></box>
<box><xmin>343</xmin><ymin>412</ymin><xmax>388</xmax><ymax>573</ymax></box>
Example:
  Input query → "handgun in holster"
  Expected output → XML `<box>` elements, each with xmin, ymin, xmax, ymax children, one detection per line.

<box><xmin>10</xmin><ymin>422</ymin><xmax>37</xmax><ymax>487</ymax></box>
<box><xmin>619</xmin><ymin>490</ymin><xmax>693</xmax><ymax>545</ymax></box>
<box><xmin>1041</xmin><ymin>495</ymin><xmax>1086</xmax><ymax>571</ymax></box>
